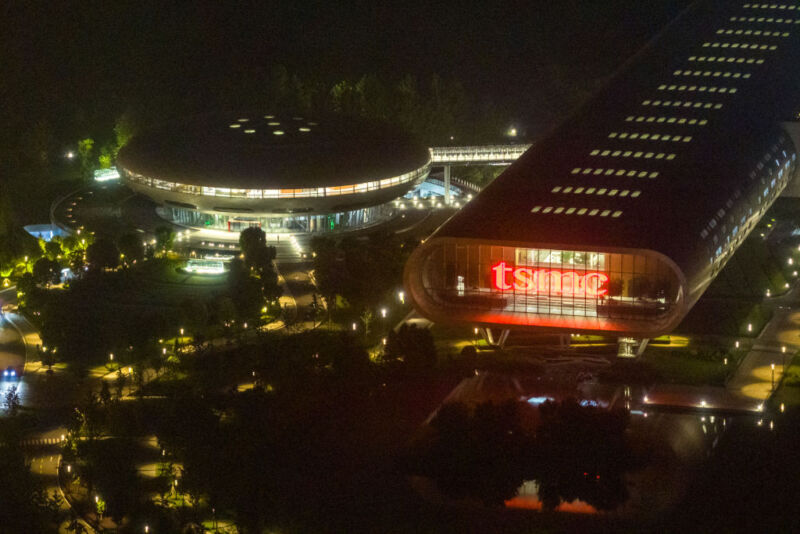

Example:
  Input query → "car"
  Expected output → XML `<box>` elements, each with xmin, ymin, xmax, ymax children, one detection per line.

<box><xmin>2</xmin><ymin>366</ymin><xmax>18</xmax><ymax>379</ymax></box>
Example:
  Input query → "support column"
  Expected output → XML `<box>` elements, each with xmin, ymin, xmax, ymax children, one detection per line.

<box><xmin>479</xmin><ymin>328</ymin><xmax>510</xmax><ymax>349</ymax></box>
<box><xmin>617</xmin><ymin>337</ymin><xmax>649</xmax><ymax>358</ymax></box>
<box><xmin>444</xmin><ymin>165</ymin><xmax>452</xmax><ymax>205</ymax></box>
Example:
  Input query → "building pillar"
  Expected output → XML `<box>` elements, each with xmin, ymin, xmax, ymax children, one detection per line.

<box><xmin>617</xmin><ymin>337</ymin><xmax>649</xmax><ymax>358</ymax></box>
<box><xmin>444</xmin><ymin>164</ymin><xmax>451</xmax><ymax>205</ymax></box>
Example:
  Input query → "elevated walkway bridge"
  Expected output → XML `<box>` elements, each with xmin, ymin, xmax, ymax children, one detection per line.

<box><xmin>428</xmin><ymin>144</ymin><xmax>531</xmax><ymax>203</ymax></box>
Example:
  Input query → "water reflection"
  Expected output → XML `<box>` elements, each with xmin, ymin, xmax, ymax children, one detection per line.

<box><xmin>410</xmin><ymin>372</ymin><xmax>733</xmax><ymax>519</ymax></box>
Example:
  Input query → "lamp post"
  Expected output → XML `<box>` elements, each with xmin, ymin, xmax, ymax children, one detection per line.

<box><xmin>771</xmin><ymin>363</ymin><xmax>776</xmax><ymax>391</ymax></box>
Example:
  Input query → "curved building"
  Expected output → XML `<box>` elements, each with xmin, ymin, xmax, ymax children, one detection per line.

<box><xmin>405</xmin><ymin>1</ymin><xmax>800</xmax><ymax>338</ymax></box>
<box><xmin>117</xmin><ymin>113</ymin><xmax>431</xmax><ymax>233</ymax></box>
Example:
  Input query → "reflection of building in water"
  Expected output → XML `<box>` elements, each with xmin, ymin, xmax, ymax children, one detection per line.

<box><xmin>405</xmin><ymin>1</ymin><xmax>800</xmax><ymax>344</ymax></box>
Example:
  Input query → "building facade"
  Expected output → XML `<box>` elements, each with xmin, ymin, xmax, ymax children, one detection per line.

<box><xmin>118</xmin><ymin>114</ymin><xmax>431</xmax><ymax>234</ymax></box>
<box><xmin>405</xmin><ymin>1</ymin><xmax>800</xmax><ymax>338</ymax></box>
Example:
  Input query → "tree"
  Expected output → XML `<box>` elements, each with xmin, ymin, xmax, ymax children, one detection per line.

<box><xmin>154</xmin><ymin>225</ymin><xmax>175</xmax><ymax>254</ymax></box>
<box><xmin>77</xmin><ymin>138</ymin><xmax>94</xmax><ymax>181</ymax></box>
<box><xmin>239</xmin><ymin>226</ymin><xmax>267</xmax><ymax>268</ymax></box>
<box><xmin>43</xmin><ymin>239</ymin><xmax>62</xmax><ymax>260</ymax></box>
<box><xmin>117</xmin><ymin>232</ymin><xmax>145</xmax><ymax>264</ymax></box>
<box><xmin>180</xmin><ymin>298</ymin><xmax>209</xmax><ymax>337</ymax></box>
<box><xmin>32</xmin><ymin>257</ymin><xmax>60</xmax><ymax>285</ymax></box>
<box><xmin>4</xmin><ymin>385</ymin><xmax>20</xmax><ymax>415</ymax></box>
<box><xmin>86</xmin><ymin>238</ymin><xmax>119</xmax><ymax>270</ymax></box>
<box><xmin>384</xmin><ymin>323</ymin><xmax>437</xmax><ymax>369</ymax></box>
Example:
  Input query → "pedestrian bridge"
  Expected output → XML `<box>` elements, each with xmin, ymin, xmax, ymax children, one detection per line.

<box><xmin>429</xmin><ymin>144</ymin><xmax>531</xmax><ymax>165</ymax></box>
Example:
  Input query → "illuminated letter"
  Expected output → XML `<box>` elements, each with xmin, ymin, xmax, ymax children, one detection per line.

<box><xmin>492</xmin><ymin>262</ymin><xmax>513</xmax><ymax>290</ymax></box>
<box><xmin>513</xmin><ymin>267</ymin><xmax>534</xmax><ymax>291</ymax></box>
<box><xmin>560</xmin><ymin>271</ymin><xmax>582</xmax><ymax>296</ymax></box>
<box><xmin>584</xmin><ymin>273</ymin><xmax>609</xmax><ymax>297</ymax></box>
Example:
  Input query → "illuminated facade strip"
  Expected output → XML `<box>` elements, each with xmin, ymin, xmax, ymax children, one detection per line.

<box><xmin>429</xmin><ymin>144</ymin><xmax>531</xmax><ymax>164</ymax></box>
<box><xmin>122</xmin><ymin>164</ymin><xmax>430</xmax><ymax>200</ymax></box>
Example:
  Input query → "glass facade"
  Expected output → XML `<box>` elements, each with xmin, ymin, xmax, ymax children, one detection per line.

<box><xmin>162</xmin><ymin>203</ymin><xmax>394</xmax><ymax>234</ymax></box>
<box><xmin>122</xmin><ymin>165</ymin><xmax>429</xmax><ymax>199</ymax></box>
<box><xmin>420</xmin><ymin>243</ymin><xmax>682</xmax><ymax>323</ymax></box>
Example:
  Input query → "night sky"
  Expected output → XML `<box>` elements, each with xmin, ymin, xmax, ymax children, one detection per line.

<box><xmin>0</xmin><ymin>0</ymin><xmax>692</xmax><ymax>141</ymax></box>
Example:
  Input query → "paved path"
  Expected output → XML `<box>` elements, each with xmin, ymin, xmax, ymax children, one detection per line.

<box><xmin>725</xmin><ymin>283</ymin><xmax>800</xmax><ymax>405</ymax></box>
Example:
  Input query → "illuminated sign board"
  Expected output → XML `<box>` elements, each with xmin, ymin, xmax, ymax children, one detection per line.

<box><xmin>491</xmin><ymin>262</ymin><xmax>608</xmax><ymax>297</ymax></box>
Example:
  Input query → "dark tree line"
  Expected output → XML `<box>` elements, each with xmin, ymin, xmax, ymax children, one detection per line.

<box><xmin>311</xmin><ymin>231</ymin><xmax>416</xmax><ymax>319</ymax></box>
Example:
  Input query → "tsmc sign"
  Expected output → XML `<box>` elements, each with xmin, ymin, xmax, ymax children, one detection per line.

<box><xmin>491</xmin><ymin>262</ymin><xmax>609</xmax><ymax>297</ymax></box>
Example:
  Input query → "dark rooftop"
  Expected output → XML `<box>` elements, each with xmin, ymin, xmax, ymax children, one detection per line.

<box><xmin>117</xmin><ymin>113</ymin><xmax>430</xmax><ymax>190</ymax></box>
<box><xmin>430</xmin><ymin>0</ymin><xmax>800</xmax><ymax>266</ymax></box>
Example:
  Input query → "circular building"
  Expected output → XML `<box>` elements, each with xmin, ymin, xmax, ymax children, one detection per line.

<box><xmin>117</xmin><ymin>113</ymin><xmax>431</xmax><ymax>234</ymax></box>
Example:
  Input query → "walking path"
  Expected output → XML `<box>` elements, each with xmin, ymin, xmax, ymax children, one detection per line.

<box><xmin>725</xmin><ymin>283</ymin><xmax>800</xmax><ymax>405</ymax></box>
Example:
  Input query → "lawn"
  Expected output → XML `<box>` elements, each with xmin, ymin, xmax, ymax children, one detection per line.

<box><xmin>639</xmin><ymin>345</ymin><xmax>742</xmax><ymax>387</ymax></box>
<box><xmin>771</xmin><ymin>352</ymin><xmax>800</xmax><ymax>408</ymax></box>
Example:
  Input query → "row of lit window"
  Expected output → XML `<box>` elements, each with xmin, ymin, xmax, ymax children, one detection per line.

<box><xmin>730</xmin><ymin>16</ymin><xmax>800</xmax><ymax>23</ymax></box>
<box><xmin>688</xmin><ymin>56</ymin><xmax>766</xmax><ymax>64</ymax></box>
<box><xmin>570</xmin><ymin>167</ymin><xmax>659</xmax><ymax>178</ymax></box>
<box><xmin>531</xmin><ymin>205</ymin><xmax>623</xmax><ymax>218</ymax></box>
<box><xmin>702</xmin><ymin>41</ymin><xmax>778</xmax><ymax>50</ymax></box>
<box><xmin>716</xmin><ymin>28</ymin><xmax>790</xmax><ymax>36</ymax></box>
<box><xmin>589</xmin><ymin>149</ymin><xmax>677</xmax><ymax>160</ymax></box>
<box><xmin>551</xmin><ymin>185</ymin><xmax>642</xmax><ymax>197</ymax></box>
<box><xmin>673</xmin><ymin>69</ymin><xmax>751</xmax><ymax>79</ymax></box>
<box><xmin>657</xmin><ymin>84</ymin><xmax>737</xmax><ymax>93</ymax></box>
<box><xmin>609</xmin><ymin>132</ymin><xmax>692</xmax><ymax>142</ymax></box>
<box><xmin>123</xmin><ymin>165</ymin><xmax>428</xmax><ymax>198</ymax></box>
<box><xmin>741</xmin><ymin>4</ymin><xmax>798</xmax><ymax>10</ymax></box>
<box><xmin>642</xmin><ymin>100</ymin><xmax>723</xmax><ymax>109</ymax></box>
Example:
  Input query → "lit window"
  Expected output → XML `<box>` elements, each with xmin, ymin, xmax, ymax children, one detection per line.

<box><xmin>632</xmin><ymin>191</ymin><xmax>642</xmax><ymax>197</ymax></box>
<box><xmin>571</xmin><ymin>167</ymin><xmax>581</xmax><ymax>174</ymax></box>
<box><xmin>575</xmin><ymin>187</ymin><xmax>585</xmax><ymax>193</ymax></box>
<box><xmin>577</xmin><ymin>208</ymin><xmax>588</xmax><ymax>215</ymax></box>
<box><xmin>609</xmin><ymin>189</ymin><xmax>619</xmax><ymax>196</ymax></box>
<box><xmin>554</xmin><ymin>207</ymin><xmax>565</xmax><ymax>214</ymax></box>
<box><xmin>244</xmin><ymin>129</ymin><xmax>255</xmax><ymax>134</ymax></box>
<box><xmin>531</xmin><ymin>206</ymin><xmax>542</xmax><ymax>213</ymax></box>
<box><xmin>563</xmin><ymin>187</ymin><xmax>573</xmax><ymax>193</ymax></box>
<box><xmin>273</xmin><ymin>130</ymin><xmax>285</xmax><ymax>135</ymax></box>
<box><xmin>612</xmin><ymin>211</ymin><xmax>623</xmax><ymax>218</ymax></box>
<box><xmin>601</xmin><ymin>210</ymin><xmax>612</xmax><ymax>217</ymax></box>
<box><xmin>551</xmin><ymin>186</ymin><xmax>561</xmax><ymax>193</ymax></box>
<box><xmin>566</xmin><ymin>207</ymin><xmax>576</xmax><ymax>214</ymax></box>
<box><xmin>589</xmin><ymin>209</ymin><xmax>599</xmax><ymax>216</ymax></box>
<box><xmin>542</xmin><ymin>207</ymin><xmax>553</xmax><ymax>213</ymax></box>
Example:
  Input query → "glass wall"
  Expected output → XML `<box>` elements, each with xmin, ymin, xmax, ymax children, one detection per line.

<box><xmin>421</xmin><ymin>243</ymin><xmax>681</xmax><ymax>322</ymax></box>
<box><xmin>161</xmin><ymin>203</ymin><xmax>395</xmax><ymax>234</ymax></box>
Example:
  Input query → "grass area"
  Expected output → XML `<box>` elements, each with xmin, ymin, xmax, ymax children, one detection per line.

<box><xmin>619</xmin><ymin>340</ymin><xmax>747</xmax><ymax>387</ymax></box>
<box><xmin>675</xmin><ymin>299</ymin><xmax>771</xmax><ymax>337</ymax></box>
<box><xmin>92</xmin><ymin>258</ymin><xmax>228</xmax><ymax>308</ymax></box>
<box><xmin>704</xmin><ymin>236</ymin><xmax>788</xmax><ymax>298</ymax></box>
<box><xmin>770</xmin><ymin>352</ymin><xmax>800</xmax><ymax>408</ymax></box>
<box><xmin>642</xmin><ymin>349</ymin><xmax>731</xmax><ymax>386</ymax></box>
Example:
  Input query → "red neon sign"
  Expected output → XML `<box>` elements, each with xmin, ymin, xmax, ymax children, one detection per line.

<box><xmin>491</xmin><ymin>261</ymin><xmax>609</xmax><ymax>297</ymax></box>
